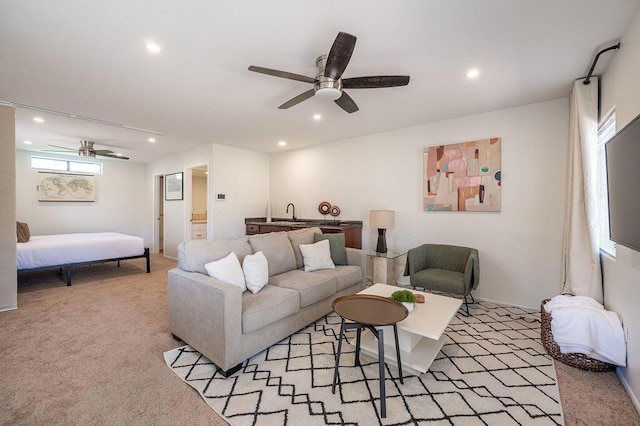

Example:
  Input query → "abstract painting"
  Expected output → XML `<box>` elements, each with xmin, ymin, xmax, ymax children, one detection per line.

<box><xmin>423</xmin><ymin>138</ymin><xmax>501</xmax><ymax>212</ymax></box>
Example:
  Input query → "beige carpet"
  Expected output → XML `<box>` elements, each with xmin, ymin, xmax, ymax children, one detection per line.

<box><xmin>1</xmin><ymin>254</ymin><xmax>638</xmax><ymax>425</ymax></box>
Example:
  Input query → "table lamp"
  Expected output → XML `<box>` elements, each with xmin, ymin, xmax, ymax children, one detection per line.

<box><xmin>370</xmin><ymin>210</ymin><xmax>395</xmax><ymax>253</ymax></box>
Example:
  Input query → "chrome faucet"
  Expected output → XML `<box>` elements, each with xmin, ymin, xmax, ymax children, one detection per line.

<box><xmin>286</xmin><ymin>203</ymin><xmax>296</xmax><ymax>221</ymax></box>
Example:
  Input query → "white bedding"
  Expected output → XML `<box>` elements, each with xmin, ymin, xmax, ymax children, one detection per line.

<box><xmin>17</xmin><ymin>232</ymin><xmax>145</xmax><ymax>270</ymax></box>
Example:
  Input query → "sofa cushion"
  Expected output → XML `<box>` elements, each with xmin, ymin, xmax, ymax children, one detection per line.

<box><xmin>248</xmin><ymin>232</ymin><xmax>297</xmax><ymax>276</ymax></box>
<box><xmin>307</xmin><ymin>265</ymin><xmax>363</xmax><ymax>292</ymax></box>
<box><xmin>313</xmin><ymin>232</ymin><xmax>347</xmax><ymax>265</ymax></box>
<box><xmin>287</xmin><ymin>227</ymin><xmax>321</xmax><ymax>269</ymax></box>
<box><xmin>204</xmin><ymin>252</ymin><xmax>246</xmax><ymax>292</ymax></box>
<box><xmin>242</xmin><ymin>285</ymin><xmax>300</xmax><ymax>334</ymax></box>
<box><xmin>243</xmin><ymin>251</ymin><xmax>269</xmax><ymax>294</ymax></box>
<box><xmin>269</xmin><ymin>269</ymin><xmax>338</xmax><ymax>308</ymax></box>
<box><xmin>299</xmin><ymin>239</ymin><xmax>335</xmax><ymax>272</ymax></box>
<box><xmin>178</xmin><ymin>237</ymin><xmax>252</xmax><ymax>275</ymax></box>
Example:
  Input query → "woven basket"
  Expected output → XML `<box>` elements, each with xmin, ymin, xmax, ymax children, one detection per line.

<box><xmin>540</xmin><ymin>299</ymin><xmax>615</xmax><ymax>372</ymax></box>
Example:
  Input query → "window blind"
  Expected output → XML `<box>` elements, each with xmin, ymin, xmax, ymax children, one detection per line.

<box><xmin>597</xmin><ymin>113</ymin><xmax>616</xmax><ymax>257</ymax></box>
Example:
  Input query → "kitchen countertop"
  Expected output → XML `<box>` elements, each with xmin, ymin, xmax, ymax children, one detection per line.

<box><xmin>245</xmin><ymin>217</ymin><xmax>362</xmax><ymax>229</ymax></box>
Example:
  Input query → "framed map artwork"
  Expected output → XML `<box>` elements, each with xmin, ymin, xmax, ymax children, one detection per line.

<box><xmin>423</xmin><ymin>138</ymin><xmax>501</xmax><ymax>212</ymax></box>
<box><xmin>38</xmin><ymin>172</ymin><xmax>95</xmax><ymax>202</ymax></box>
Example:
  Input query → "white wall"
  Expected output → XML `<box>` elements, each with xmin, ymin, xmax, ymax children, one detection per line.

<box><xmin>270</xmin><ymin>98</ymin><xmax>569</xmax><ymax>309</ymax></box>
<box><xmin>0</xmin><ymin>105</ymin><xmax>17</xmax><ymax>312</ymax></box>
<box><xmin>144</xmin><ymin>143</ymin><xmax>269</xmax><ymax>258</ymax></box>
<box><xmin>210</xmin><ymin>144</ymin><xmax>270</xmax><ymax>238</ymax></box>
<box><xmin>145</xmin><ymin>144</ymin><xmax>212</xmax><ymax>258</ymax></box>
<box><xmin>600</xmin><ymin>4</ymin><xmax>640</xmax><ymax>411</ymax></box>
<box><xmin>15</xmin><ymin>150</ymin><xmax>146</xmax><ymax>238</ymax></box>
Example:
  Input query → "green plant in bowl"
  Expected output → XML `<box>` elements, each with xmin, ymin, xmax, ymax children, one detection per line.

<box><xmin>391</xmin><ymin>290</ymin><xmax>417</xmax><ymax>312</ymax></box>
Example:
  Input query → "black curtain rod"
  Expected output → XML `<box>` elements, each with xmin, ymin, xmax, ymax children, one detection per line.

<box><xmin>583</xmin><ymin>43</ymin><xmax>621</xmax><ymax>85</ymax></box>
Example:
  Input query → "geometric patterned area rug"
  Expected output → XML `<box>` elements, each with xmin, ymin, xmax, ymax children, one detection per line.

<box><xmin>164</xmin><ymin>300</ymin><xmax>564</xmax><ymax>425</ymax></box>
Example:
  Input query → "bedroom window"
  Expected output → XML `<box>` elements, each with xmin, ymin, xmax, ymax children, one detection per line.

<box><xmin>597</xmin><ymin>112</ymin><xmax>616</xmax><ymax>257</ymax></box>
<box><xmin>31</xmin><ymin>156</ymin><xmax>102</xmax><ymax>174</ymax></box>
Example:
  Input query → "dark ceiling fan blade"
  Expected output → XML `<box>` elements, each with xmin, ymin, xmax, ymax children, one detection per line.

<box><xmin>278</xmin><ymin>89</ymin><xmax>316</xmax><ymax>109</ymax></box>
<box><xmin>47</xmin><ymin>144</ymin><xmax>76</xmax><ymax>151</ymax></box>
<box><xmin>342</xmin><ymin>75</ymin><xmax>410</xmax><ymax>89</ymax></box>
<box><xmin>324</xmin><ymin>32</ymin><xmax>356</xmax><ymax>80</ymax></box>
<box><xmin>94</xmin><ymin>149</ymin><xmax>114</xmax><ymax>155</ymax></box>
<box><xmin>334</xmin><ymin>91</ymin><xmax>359</xmax><ymax>113</ymax></box>
<box><xmin>248</xmin><ymin>66</ymin><xmax>314</xmax><ymax>83</ymax></box>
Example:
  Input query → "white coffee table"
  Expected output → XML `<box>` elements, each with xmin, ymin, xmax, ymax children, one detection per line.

<box><xmin>356</xmin><ymin>283</ymin><xmax>462</xmax><ymax>375</ymax></box>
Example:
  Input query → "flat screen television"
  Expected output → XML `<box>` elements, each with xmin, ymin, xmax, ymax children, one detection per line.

<box><xmin>605</xmin><ymin>113</ymin><xmax>640</xmax><ymax>252</ymax></box>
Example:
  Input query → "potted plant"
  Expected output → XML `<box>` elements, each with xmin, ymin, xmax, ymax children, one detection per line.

<box><xmin>390</xmin><ymin>290</ymin><xmax>417</xmax><ymax>313</ymax></box>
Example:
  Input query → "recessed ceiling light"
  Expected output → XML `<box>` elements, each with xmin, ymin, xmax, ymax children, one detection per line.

<box><xmin>148</xmin><ymin>138</ymin><xmax>156</xmax><ymax>143</ymax></box>
<box><xmin>33</xmin><ymin>117</ymin><xmax>44</xmax><ymax>123</ymax></box>
<box><xmin>278</xmin><ymin>140</ymin><xmax>287</xmax><ymax>146</ymax></box>
<box><xmin>145</xmin><ymin>41</ymin><xmax>162</xmax><ymax>54</ymax></box>
<box><xmin>313</xmin><ymin>114</ymin><xmax>322</xmax><ymax>121</ymax></box>
<box><xmin>466</xmin><ymin>68</ymin><xmax>480</xmax><ymax>79</ymax></box>
<box><xmin>24</xmin><ymin>140</ymin><xmax>32</xmax><ymax>145</ymax></box>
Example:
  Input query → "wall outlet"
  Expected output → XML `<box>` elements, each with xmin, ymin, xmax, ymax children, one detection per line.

<box><xmin>216</xmin><ymin>193</ymin><xmax>226</xmax><ymax>200</ymax></box>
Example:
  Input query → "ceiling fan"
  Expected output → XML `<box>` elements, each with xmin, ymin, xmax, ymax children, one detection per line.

<box><xmin>248</xmin><ymin>32</ymin><xmax>410</xmax><ymax>113</ymax></box>
<box><xmin>45</xmin><ymin>141</ymin><xmax>130</xmax><ymax>160</ymax></box>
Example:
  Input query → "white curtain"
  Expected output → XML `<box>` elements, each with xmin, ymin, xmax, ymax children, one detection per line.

<box><xmin>562</xmin><ymin>77</ymin><xmax>603</xmax><ymax>303</ymax></box>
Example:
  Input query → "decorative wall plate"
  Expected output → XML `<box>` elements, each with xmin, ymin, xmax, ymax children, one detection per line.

<box><xmin>318</xmin><ymin>201</ymin><xmax>331</xmax><ymax>215</ymax></box>
<box><xmin>330</xmin><ymin>205</ymin><xmax>341</xmax><ymax>216</ymax></box>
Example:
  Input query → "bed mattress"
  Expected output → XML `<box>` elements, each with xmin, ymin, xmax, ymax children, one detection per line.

<box><xmin>17</xmin><ymin>232</ymin><xmax>145</xmax><ymax>270</ymax></box>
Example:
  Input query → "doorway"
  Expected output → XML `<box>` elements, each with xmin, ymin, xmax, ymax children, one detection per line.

<box><xmin>188</xmin><ymin>165</ymin><xmax>208</xmax><ymax>240</ymax></box>
<box><xmin>154</xmin><ymin>174</ymin><xmax>164</xmax><ymax>253</ymax></box>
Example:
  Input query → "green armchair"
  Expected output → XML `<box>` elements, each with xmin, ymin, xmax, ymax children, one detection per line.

<box><xmin>403</xmin><ymin>244</ymin><xmax>479</xmax><ymax>316</ymax></box>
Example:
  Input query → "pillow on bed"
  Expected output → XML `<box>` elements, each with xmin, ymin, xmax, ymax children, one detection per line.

<box><xmin>16</xmin><ymin>222</ymin><xmax>30</xmax><ymax>243</ymax></box>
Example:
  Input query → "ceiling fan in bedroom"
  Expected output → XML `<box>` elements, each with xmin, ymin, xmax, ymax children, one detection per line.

<box><xmin>248</xmin><ymin>31</ymin><xmax>410</xmax><ymax>113</ymax></box>
<box><xmin>45</xmin><ymin>141</ymin><xmax>130</xmax><ymax>160</ymax></box>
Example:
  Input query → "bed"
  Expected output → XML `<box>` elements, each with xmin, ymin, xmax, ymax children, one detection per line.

<box><xmin>17</xmin><ymin>232</ymin><xmax>150</xmax><ymax>285</ymax></box>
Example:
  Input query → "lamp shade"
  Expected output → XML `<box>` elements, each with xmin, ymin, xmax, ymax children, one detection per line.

<box><xmin>370</xmin><ymin>210</ymin><xmax>395</xmax><ymax>229</ymax></box>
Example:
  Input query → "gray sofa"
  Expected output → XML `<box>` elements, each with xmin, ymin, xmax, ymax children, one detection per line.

<box><xmin>168</xmin><ymin>227</ymin><xmax>364</xmax><ymax>376</ymax></box>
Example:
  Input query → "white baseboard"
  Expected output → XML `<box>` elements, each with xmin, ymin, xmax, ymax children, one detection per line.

<box><xmin>617</xmin><ymin>368</ymin><xmax>640</xmax><ymax>415</ymax></box>
<box><xmin>474</xmin><ymin>296</ymin><xmax>538</xmax><ymax>311</ymax></box>
<box><xmin>0</xmin><ymin>305</ymin><xmax>17</xmax><ymax>313</ymax></box>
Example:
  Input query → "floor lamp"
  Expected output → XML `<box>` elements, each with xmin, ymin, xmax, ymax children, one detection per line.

<box><xmin>370</xmin><ymin>210</ymin><xmax>395</xmax><ymax>253</ymax></box>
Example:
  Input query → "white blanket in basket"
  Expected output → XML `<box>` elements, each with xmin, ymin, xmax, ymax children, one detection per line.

<box><xmin>544</xmin><ymin>295</ymin><xmax>626</xmax><ymax>367</ymax></box>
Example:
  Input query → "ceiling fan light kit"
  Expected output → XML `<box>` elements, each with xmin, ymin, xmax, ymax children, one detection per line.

<box><xmin>79</xmin><ymin>141</ymin><xmax>96</xmax><ymax>158</ymax></box>
<box><xmin>315</xmin><ymin>87</ymin><xmax>342</xmax><ymax>100</ymax></box>
<box><xmin>248</xmin><ymin>32</ymin><xmax>410</xmax><ymax>113</ymax></box>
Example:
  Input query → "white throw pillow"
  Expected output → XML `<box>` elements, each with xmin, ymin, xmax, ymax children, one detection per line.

<box><xmin>204</xmin><ymin>252</ymin><xmax>246</xmax><ymax>292</ymax></box>
<box><xmin>243</xmin><ymin>251</ymin><xmax>269</xmax><ymax>294</ymax></box>
<box><xmin>299</xmin><ymin>239</ymin><xmax>335</xmax><ymax>272</ymax></box>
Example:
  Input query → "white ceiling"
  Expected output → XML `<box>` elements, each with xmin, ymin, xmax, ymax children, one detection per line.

<box><xmin>1</xmin><ymin>0</ymin><xmax>638</xmax><ymax>163</ymax></box>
